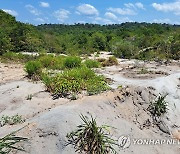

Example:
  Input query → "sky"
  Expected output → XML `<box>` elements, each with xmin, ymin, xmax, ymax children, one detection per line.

<box><xmin>0</xmin><ymin>0</ymin><xmax>180</xmax><ymax>25</ymax></box>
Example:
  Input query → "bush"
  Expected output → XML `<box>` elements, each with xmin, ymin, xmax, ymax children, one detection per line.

<box><xmin>64</xmin><ymin>56</ymin><xmax>81</xmax><ymax>69</ymax></box>
<box><xmin>25</xmin><ymin>61</ymin><xmax>42</xmax><ymax>79</ymax></box>
<box><xmin>102</xmin><ymin>56</ymin><xmax>118</xmax><ymax>67</ymax></box>
<box><xmin>83</xmin><ymin>59</ymin><xmax>100</xmax><ymax>68</ymax></box>
<box><xmin>42</xmin><ymin>67</ymin><xmax>109</xmax><ymax>97</ymax></box>
<box><xmin>66</xmin><ymin>114</ymin><xmax>117</xmax><ymax>154</ymax></box>
<box><xmin>148</xmin><ymin>94</ymin><xmax>168</xmax><ymax>117</ymax></box>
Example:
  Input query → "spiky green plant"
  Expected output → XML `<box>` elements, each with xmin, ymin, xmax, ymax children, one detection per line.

<box><xmin>0</xmin><ymin>129</ymin><xmax>28</xmax><ymax>153</ymax></box>
<box><xmin>148</xmin><ymin>94</ymin><xmax>168</xmax><ymax>117</ymax></box>
<box><xmin>66</xmin><ymin>114</ymin><xmax>117</xmax><ymax>154</ymax></box>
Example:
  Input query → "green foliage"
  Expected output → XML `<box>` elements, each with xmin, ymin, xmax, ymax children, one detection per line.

<box><xmin>102</xmin><ymin>56</ymin><xmax>118</xmax><ymax>67</ymax></box>
<box><xmin>148</xmin><ymin>94</ymin><xmax>168</xmax><ymax>117</ymax></box>
<box><xmin>64</xmin><ymin>56</ymin><xmax>82</xmax><ymax>68</ymax></box>
<box><xmin>0</xmin><ymin>52</ymin><xmax>36</xmax><ymax>63</ymax></box>
<box><xmin>0</xmin><ymin>129</ymin><xmax>28</xmax><ymax>154</ymax></box>
<box><xmin>66</xmin><ymin>114</ymin><xmax>117</xmax><ymax>154</ymax></box>
<box><xmin>42</xmin><ymin>67</ymin><xmax>109</xmax><ymax>97</ymax></box>
<box><xmin>0</xmin><ymin>115</ymin><xmax>25</xmax><ymax>127</ymax></box>
<box><xmin>83</xmin><ymin>59</ymin><xmax>100</xmax><ymax>68</ymax></box>
<box><xmin>0</xmin><ymin>10</ymin><xmax>180</xmax><ymax>60</ymax></box>
<box><xmin>25</xmin><ymin>61</ymin><xmax>42</xmax><ymax>79</ymax></box>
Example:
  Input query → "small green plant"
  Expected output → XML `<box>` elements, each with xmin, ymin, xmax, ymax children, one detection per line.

<box><xmin>66</xmin><ymin>114</ymin><xmax>117</xmax><ymax>154</ymax></box>
<box><xmin>0</xmin><ymin>114</ymin><xmax>25</xmax><ymax>127</ymax></box>
<box><xmin>0</xmin><ymin>129</ymin><xmax>28</xmax><ymax>153</ymax></box>
<box><xmin>26</xmin><ymin>94</ymin><xmax>33</xmax><ymax>100</ymax></box>
<box><xmin>25</xmin><ymin>61</ymin><xmax>42</xmax><ymax>80</ymax></box>
<box><xmin>64</xmin><ymin>56</ymin><xmax>82</xmax><ymax>69</ymax></box>
<box><xmin>117</xmin><ymin>85</ymin><xmax>123</xmax><ymax>89</ymax></box>
<box><xmin>83</xmin><ymin>59</ymin><xmax>100</xmax><ymax>68</ymax></box>
<box><xmin>139</xmin><ymin>67</ymin><xmax>149</xmax><ymax>74</ymax></box>
<box><xmin>70</xmin><ymin>93</ymin><xmax>78</xmax><ymax>100</ymax></box>
<box><xmin>148</xmin><ymin>94</ymin><xmax>168</xmax><ymax>117</ymax></box>
<box><xmin>102</xmin><ymin>56</ymin><xmax>118</xmax><ymax>67</ymax></box>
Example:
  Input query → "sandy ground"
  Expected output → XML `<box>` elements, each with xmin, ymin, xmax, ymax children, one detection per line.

<box><xmin>0</xmin><ymin>55</ymin><xmax>180</xmax><ymax>154</ymax></box>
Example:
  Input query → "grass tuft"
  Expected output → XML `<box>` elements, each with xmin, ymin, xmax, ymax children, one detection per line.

<box><xmin>66</xmin><ymin>114</ymin><xmax>117</xmax><ymax>154</ymax></box>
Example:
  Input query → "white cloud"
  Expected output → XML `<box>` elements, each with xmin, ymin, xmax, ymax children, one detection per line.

<box><xmin>34</xmin><ymin>18</ymin><xmax>45</xmax><ymax>23</ymax></box>
<box><xmin>105</xmin><ymin>12</ymin><xmax>117</xmax><ymax>20</ymax></box>
<box><xmin>108</xmin><ymin>7</ymin><xmax>136</xmax><ymax>15</ymax></box>
<box><xmin>54</xmin><ymin>9</ymin><xmax>70</xmax><ymax>22</ymax></box>
<box><xmin>2</xmin><ymin>9</ymin><xmax>18</xmax><ymax>16</ymax></box>
<box><xmin>40</xmin><ymin>2</ymin><xmax>50</xmax><ymax>8</ymax></box>
<box><xmin>94</xmin><ymin>16</ymin><xmax>132</xmax><ymax>25</ymax></box>
<box><xmin>95</xmin><ymin>17</ymin><xmax>114</xmax><ymax>24</ymax></box>
<box><xmin>124</xmin><ymin>2</ymin><xmax>145</xmax><ymax>10</ymax></box>
<box><xmin>124</xmin><ymin>3</ymin><xmax>135</xmax><ymax>9</ymax></box>
<box><xmin>25</xmin><ymin>4</ymin><xmax>41</xmax><ymax>16</ymax></box>
<box><xmin>153</xmin><ymin>18</ymin><xmax>171</xmax><ymax>24</ymax></box>
<box><xmin>135</xmin><ymin>2</ymin><xmax>145</xmax><ymax>10</ymax></box>
<box><xmin>152</xmin><ymin>0</ymin><xmax>180</xmax><ymax>15</ymax></box>
<box><xmin>76</xmin><ymin>4</ymin><xmax>99</xmax><ymax>16</ymax></box>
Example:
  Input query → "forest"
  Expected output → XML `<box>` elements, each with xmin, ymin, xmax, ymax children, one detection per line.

<box><xmin>0</xmin><ymin>9</ymin><xmax>180</xmax><ymax>60</ymax></box>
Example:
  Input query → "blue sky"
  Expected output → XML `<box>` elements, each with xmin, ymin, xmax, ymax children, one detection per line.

<box><xmin>0</xmin><ymin>0</ymin><xmax>180</xmax><ymax>25</ymax></box>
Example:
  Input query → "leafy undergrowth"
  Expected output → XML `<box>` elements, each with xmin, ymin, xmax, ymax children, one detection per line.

<box><xmin>66</xmin><ymin>114</ymin><xmax>117</xmax><ymax>154</ymax></box>
<box><xmin>42</xmin><ymin>66</ymin><xmax>110</xmax><ymax>97</ymax></box>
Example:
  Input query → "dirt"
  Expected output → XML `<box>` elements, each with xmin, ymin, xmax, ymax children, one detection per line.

<box><xmin>0</xmin><ymin>55</ymin><xmax>180</xmax><ymax>154</ymax></box>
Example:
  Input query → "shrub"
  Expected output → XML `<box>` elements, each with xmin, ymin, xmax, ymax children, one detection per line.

<box><xmin>97</xmin><ymin>58</ymin><xmax>106</xmax><ymax>63</ymax></box>
<box><xmin>0</xmin><ymin>129</ymin><xmax>28</xmax><ymax>153</ymax></box>
<box><xmin>42</xmin><ymin>67</ymin><xmax>109</xmax><ymax>97</ymax></box>
<box><xmin>148</xmin><ymin>94</ymin><xmax>168</xmax><ymax>117</ymax></box>
<box><xmin>83</xmin><ymin>59</ymin><xmax>100</xmax><ymax>68</ymax></box>
<box><xmin>0</xmin><ymin>114</ymin><xmax>25</xmax><ymax>127</ymax></box>
<box><xmin>64</xmin><ymin>56</ymin><xmax>81</xmax><ymax>69</ymax></box>
<box><xmin>102</xmin><ymin>56</ymin><xmax>118</xmax><ymax>67</ymax></box>
<box><xmin>66</xmin><ymin>114</ymin><xmax>117</xmax><ymax>154</ymax></box>
<box><xmin>25</xmin><ymin>61</ymin><xmax>42</xmax><ymax>79</ymax></box>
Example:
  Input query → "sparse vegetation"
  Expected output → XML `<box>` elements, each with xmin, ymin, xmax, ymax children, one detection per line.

<box><xmin>83</xmin><ymin>59</ymin><xmax>100</xmax><ymax>68</ymax></box>
<box><xmin>0</xmin><ymin>114</ymin><xmax>25</xmax><ymax>127</ymax></box>
<box><xmin>148</xmin><ymin>94</ymin><xmax>168</xmax><ymax>117</ymax></box>
<box><xmin>66</xmin><ymin>114</ymin><xmax>117</xmax><ymax>154</ymax></box>
<box><xmin>0</xmin><ymin>129</ymin><xmax>28</xmax><ymax>153</ymax></box>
